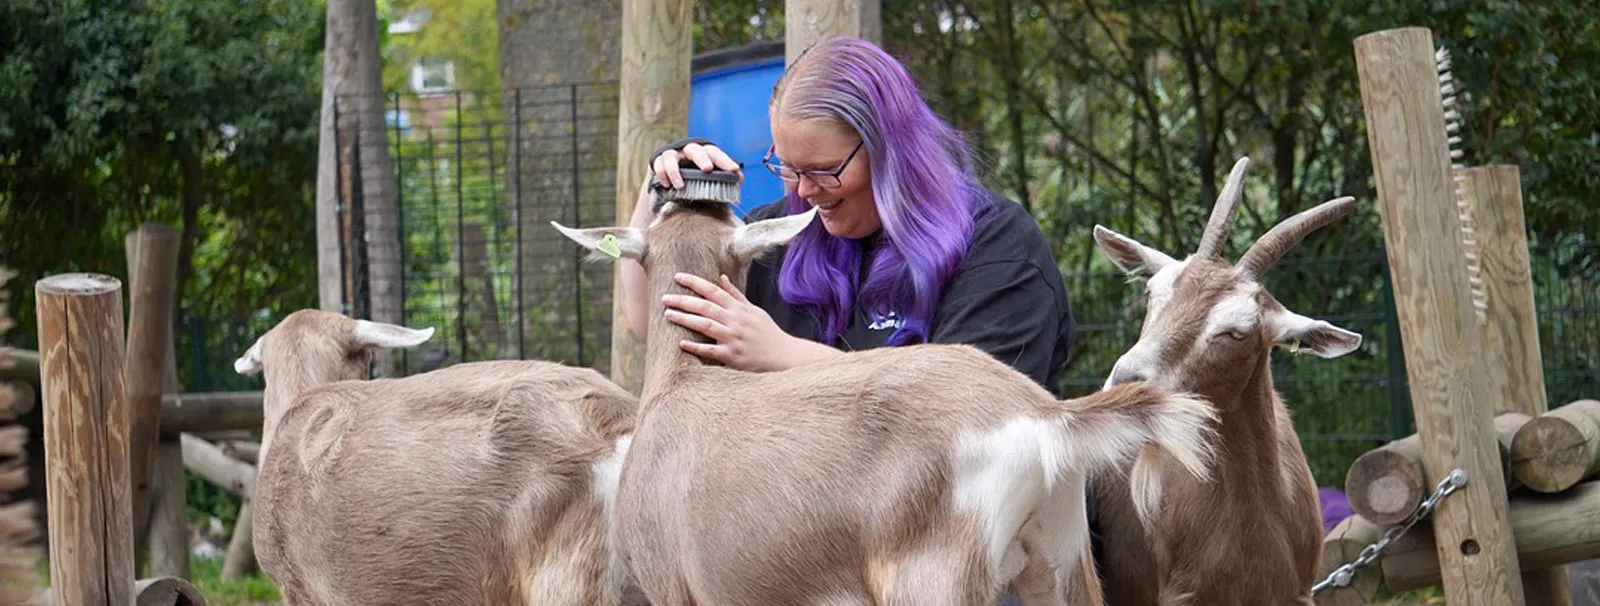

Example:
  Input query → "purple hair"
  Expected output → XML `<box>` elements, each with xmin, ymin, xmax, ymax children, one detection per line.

<box><xmin>772</xmin><ymin>36</ymin><xmax>987</xmax><ymax>346</ymax></box>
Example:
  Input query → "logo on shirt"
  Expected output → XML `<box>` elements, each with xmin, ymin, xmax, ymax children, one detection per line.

<box><xmin>867</xmin><ymin>310</ymin><xmax>905</xmax><ymax>331</ymax></box>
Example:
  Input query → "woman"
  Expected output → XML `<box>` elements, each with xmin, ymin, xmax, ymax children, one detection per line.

<box><xmin>619</xmin><ymin>34</ymin><xmax>1077</xmax><ymax>399</ymax></box>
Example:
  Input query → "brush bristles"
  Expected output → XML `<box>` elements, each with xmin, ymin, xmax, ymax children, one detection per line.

<box><xmin>1438</xmin><ymin>44</ymin><xmax>1488</xmax><ymax>325</ymax></box>
<box><xmin>654</xmin><ymin>180</ymin><xmax>741</xmax><ymax>206</ymax></box>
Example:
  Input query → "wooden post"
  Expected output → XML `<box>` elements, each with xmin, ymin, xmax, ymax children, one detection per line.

<box><xmin>124</xmin><ymin>223</ymin><xmax>181</xmax><ymax>570</ymax></box>
<box><xmin>1353</xmin><ymin>26</ymin><xmax>1523</xmax><ymax>605</ymax></box>
<box><xmin>148</xmin><ymin>352</ymin><xmax>188</xmax><ymax>579</ymax></box>
<box><xmin>611</xmin><ymin>0</ymin><xmax>693</xmax><ymax>394</ymax></box>
<box><xmin>221</xmin><ymin>502</ymin><xmax>256</xmax><ymax>579</ymax></box>
<box><xmin>1461</xmin><ymin>163</ymin><xmax>1572</xmax><ymax>604</ymax></box>
<box><xmin>35</xmin><ymin>273</ymin><xmax>135</xmax><ymax>606</ymax></box>
<box><xmin>785</xmin><ymin>0</ymin><xmax>882</xmax><ymax>64</ymax></box>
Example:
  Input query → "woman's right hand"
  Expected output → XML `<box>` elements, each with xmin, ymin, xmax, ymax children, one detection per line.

<box><xmin>652</xmin><ymin>141</ymin><xmax>742</xmax><ymax>189</ymax></box>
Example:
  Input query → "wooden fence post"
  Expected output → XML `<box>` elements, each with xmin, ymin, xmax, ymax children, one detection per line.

<box><xmin>35</xmin><ymin>273</ymin><xmax>135</xmax><ymax>605</ymax></box>
<box><xmin>125</xmin><ymin>223</ymin><xmax>181</xmax><ymax>572</ymax></box>
<box><xmin>785</xmin><ymin>0</ymin><xmax>881</xmax><ymax>64</ymax></box>
<box><xmin>611</xmin><ymin>0</ymin><xmax>693</xmax><ymax>395</ymax></box>
<box><xmin>1462</xmin><ymin>163</ymin><xmax>1572</xmax><ymax>604</ymax></box>
<box><xmin>1353</xmin><ymin>26</ymin><xmax>1523</xmax><ymax>605</ymax></box>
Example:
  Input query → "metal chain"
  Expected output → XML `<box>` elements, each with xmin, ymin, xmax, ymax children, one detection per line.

<box><xmin>1311</xmin><ymin>468</ymin><xmax>1468</xmax><ymax>595</ymax></box>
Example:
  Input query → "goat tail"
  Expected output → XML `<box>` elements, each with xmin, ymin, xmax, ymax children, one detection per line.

<box><xmin>1050</xmin><ymin>383</ymin><xmax>1219</xmax><ymax>527</ymax></box>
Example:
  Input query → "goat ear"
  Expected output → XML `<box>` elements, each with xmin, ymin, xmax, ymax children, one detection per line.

<box><xmin>550</xmin><ymin>222</ymin><xmax>646</xmax><ymax>261</ymax></box>
<box><xmin>234</xmin><ymin>337</ymin><xmax>265</xmax><ymax>376</ymax></box>
<box><xmin>1266</xmin><ymin>308</ymin><xmax>1362</xmax><ymax>359</ymax></box>
<box><xmin>1093</xmin><ymin>225</ymin><xmax>1176</xmax><ymax>276</ymax></box>
<box><xmin>730</xmin><ymin>207</ymin><xmax>817</xmax><ymax>260</ymax></box>
<box><xmin>352</xmin><ymin>320</ymin><xmax>435</xmax><ymax>350</ymax></box>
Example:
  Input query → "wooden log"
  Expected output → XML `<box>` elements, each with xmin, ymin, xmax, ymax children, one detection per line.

<box><xmin>785</xmin><ymin>0</ymin><xmax>881</xmax><ymax>64</ymax></box>
<box><xmin>219</xmin><ymin>441</ymin><xmax>260</xmax><ymax>465</ymax></box>
<box><xmin>221</xmin><ymin>501</ymin><xmax>256</xmax><ymax>579</ymax></box>
<box><xmin>134</xmin><ymin>576</ymin><xmax>207</xmax><ymax>606</ymax></box>
<box><xmin>1380</xmin><ymin>480</ymin><xmax>1600</xmax><ymax>592</ymax></box>
<box><xmin>29</xmin><ymin>576</ymin><xmax>206</xmax><ymax>606</ymax></box>
<box><xmin>160</xmin><ymin>391</ymin><xmax>263</xmax><ymax>435</ymax></box>
<box><xmin>1355</xmin><ymin>26</ymin><xmax>1523</xmax><ymax>604</ymax></box>
<box><xmin>0</xmin><ymin>348</ymin><xmax>38</xmax><ymax>382</ymax></box>
<box><xmin>34</xmin><ymin>273</ymin><xmax>135</xmax><ymax>606</ymax></box>
<box><xmin>2</xmin><ymin>380</ymin><xmax>34</xmax><ymax>416</ymax></box>
<box><xmin>1315</xmin><ymin>514</ymin><xmax>1383</xmax><ymax>605</ymax></box>
<box><xmin>1345</xmin><ymin>412</ymin><xmax>1527</xmax><ymax>525</ymax></box>
<box><xmin>179</xmin><ymin>434</ymin><xmax>255</xmax><ymax>497</ymax></box>
<box><xmin>1512</xmin><ymin>400</ymin><xmax>1600</xmax><ymax>494</ymax></box>
<box><xmin>1461</xmin><ymin>163</ymin><xmax>1572</xmax><ymax>606</ymax></box>
<box><xmin>125</xmin><ymin>222</ymin><xmax>182</xmax><ymax>568</ymax></box>
<box><xmin>610</xmin><ymin>0</ymin><xmax>692</xmax><ymax>395</ymax></box>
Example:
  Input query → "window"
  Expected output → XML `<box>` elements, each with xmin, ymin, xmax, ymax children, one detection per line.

<box><xmin>411</xmin><ymin>57</ymin><xmax>454</xmax><ymax>94</ymax></box>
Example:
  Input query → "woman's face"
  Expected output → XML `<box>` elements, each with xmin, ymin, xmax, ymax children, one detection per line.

<box><xmin>769</xmin><ymin>115</ymin><xmax>879</xmax><ymax>239</ymax></box>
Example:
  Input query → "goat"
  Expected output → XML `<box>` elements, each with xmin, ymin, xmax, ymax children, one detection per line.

<box><xmin>552</xmin><ymin>197</ymin><xmax>1221</xmax><ymax>606</ymax></box>
<box><xmin>1088</xmin><ymin>157</ymin><xmax>1363</xmax><ymax>605</ymax></box>
<box><xmin>233</xmin><ymin>309</ymin><xmax>644</xmax><ymax>606</ymax></box>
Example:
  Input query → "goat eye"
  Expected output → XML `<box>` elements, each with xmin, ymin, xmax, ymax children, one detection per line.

<box><xmin>1225</xmin><ymin>329</ymin><xmax>1249</xmax><ymax>341</ymax></box>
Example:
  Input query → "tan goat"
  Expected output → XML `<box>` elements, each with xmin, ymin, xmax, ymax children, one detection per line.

<box><xmin>234</xmin><ymin>309</ymin><xmax>644</xmax><ymax>606</ymax></box>
<box><xmin>1088</xmin><ymin>157</ymin><xmax>1363</xmax><ymax>605</ymax></box>
<box><xmin>553</xmin><ymin>198</ymin><xmax>1221</xmax><ymax>606</ymax></box>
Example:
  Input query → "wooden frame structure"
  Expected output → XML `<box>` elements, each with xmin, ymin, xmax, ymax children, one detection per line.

<box><xmin>1320</xmin><ymin>25</ymin><xmax>1595</xmax><ymax>606</ymax></box>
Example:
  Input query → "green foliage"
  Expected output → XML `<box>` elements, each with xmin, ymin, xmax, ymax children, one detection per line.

<box><xmin>0</xmin><ymin>0</ymin><xmax>324</xmax><ymax>391</ymax></box>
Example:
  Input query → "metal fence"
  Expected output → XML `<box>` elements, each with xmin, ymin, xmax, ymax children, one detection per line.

<box><xmin>323</xmin><ymin>84</ymin><xmax>1600</xmax><ymax>487</ymax></box>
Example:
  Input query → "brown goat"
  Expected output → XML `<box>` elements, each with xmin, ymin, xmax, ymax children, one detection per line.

<box><xmin>234</xmin><ymin>309</ymin><xmax>644</xmax><ymax>606</ymax></box>
<box><xmin>554</xmin><ymin>198</ymin><xmax>1221</xmax><ymax>606</ymax></box>
<box><xmin>1088</xmin><ymin>157</ymin><xmax>1363</xmax><ymax>606</ymax></box>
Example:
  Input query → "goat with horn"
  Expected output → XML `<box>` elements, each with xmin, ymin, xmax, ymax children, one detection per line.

<box><xmin>1089</xmin><ymin>157</ymin><xmax>1363</xmax><ymax>606</ymax></box>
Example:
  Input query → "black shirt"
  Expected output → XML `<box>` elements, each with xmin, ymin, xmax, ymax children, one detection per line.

<box><xmin>741</xmin><ymin>191</ymin><xmax>1077</xmax><ymax>397</ymax></box>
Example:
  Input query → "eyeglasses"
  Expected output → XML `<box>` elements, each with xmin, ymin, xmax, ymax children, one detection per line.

<box><xmin>761</xmin><ymin>140</ymin><xmax>863</xmax><ymax>189</ymax></box>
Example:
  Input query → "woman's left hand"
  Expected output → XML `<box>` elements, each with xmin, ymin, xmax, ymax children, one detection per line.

<box><xmin>662</xmin><ymin>273</ymin><xmax>801</xmax><ymax>372</ymax></box>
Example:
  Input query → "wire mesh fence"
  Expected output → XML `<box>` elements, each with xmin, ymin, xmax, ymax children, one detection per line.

<box><xmin>308</xmin><ymin>83</ymin><xmax>1600</xmax><ymax>488</ymax></box>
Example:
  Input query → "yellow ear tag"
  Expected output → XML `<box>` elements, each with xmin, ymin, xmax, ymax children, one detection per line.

<box><xmin>596</xmin><ymin>234</ymin><xmax>622</xmax><ymax>259</ymax></box>
<box><xmin>1289</xmin><ymin>338</ymin><xmax>1302</xmax><ymax>355</ymax></box>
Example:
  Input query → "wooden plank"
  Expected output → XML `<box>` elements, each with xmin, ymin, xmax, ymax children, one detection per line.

<box><xmin>1462</xmin><ymin>162</ymin><xmax>1571</xmax><ymax>606</ymax></box>
<box><xmin>35</xmin><ymin>273</ymin><xmax>135</xmax><ymax>605</ymax></box>
<box><xmin>611</xmin><ymin>0</ymin><xmax>693</xmax><ymax>395</ymax></box>
<box><xmin>1382</xmin><ymin>481</ymin><xmax>1600</xmax><ymax>592</ymax></box>
<box><xmin>785</xmin><ymin>0</ymin><xmax>882</xmax><ymax>64</ymax></box>
<box><xmin>0</xmin><ymin>348</ymin><xmax>38</xmax><ymax>382</ymax></box>
<box><xmin>1353</xmin><ymin>26</ymin><xmax>1523</xmax><ymax>605</ymax></box>
<box><xmin>124</xmin><ymin>222</ymin><xmax>181</xmax><ymax>568</ymax></box>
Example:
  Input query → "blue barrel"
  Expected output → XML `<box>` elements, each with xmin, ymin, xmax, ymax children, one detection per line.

<box><xmin>688</xmin><ymin>41</ymin><xmax>788</xmax><ymax>218</ymax></box>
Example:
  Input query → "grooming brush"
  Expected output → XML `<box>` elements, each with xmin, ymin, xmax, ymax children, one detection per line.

<box><xmin>1436</xmin><ymin>45</ymin><xmax>1488</xmax><ymax>326</ymax></box>
<box><xmin>649</xmin><ymin>157</ymin><xmax>743</xmax><ymax>213</ymax></box>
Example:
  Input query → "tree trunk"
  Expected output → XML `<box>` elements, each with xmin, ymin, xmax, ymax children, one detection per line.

<box><xmin>496</xmin><ymin>0</ymin><xmax>622</xmax><ymax>371</ymax></box>
<box><xmin>317</xmin><ymin>0</ymin><xmax>401</xmax><ymax>380</ymax></box>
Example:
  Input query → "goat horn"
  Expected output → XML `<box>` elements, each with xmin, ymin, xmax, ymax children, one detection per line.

<box><xmin>1195</xmin><ymin>157</ymin><xmax>1252</xmax><ymax>259</ymax></box>
<box><xmin>1237</xmin><ymin>196</ymin><xmax>1358</xmax><ymax>280</ymax></box>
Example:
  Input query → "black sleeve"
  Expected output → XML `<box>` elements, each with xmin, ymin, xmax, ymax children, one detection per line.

<box><xmin>929</xmin><ymin>260</ymin><xmax>1068</xmax><ymax>393</ymax></box>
